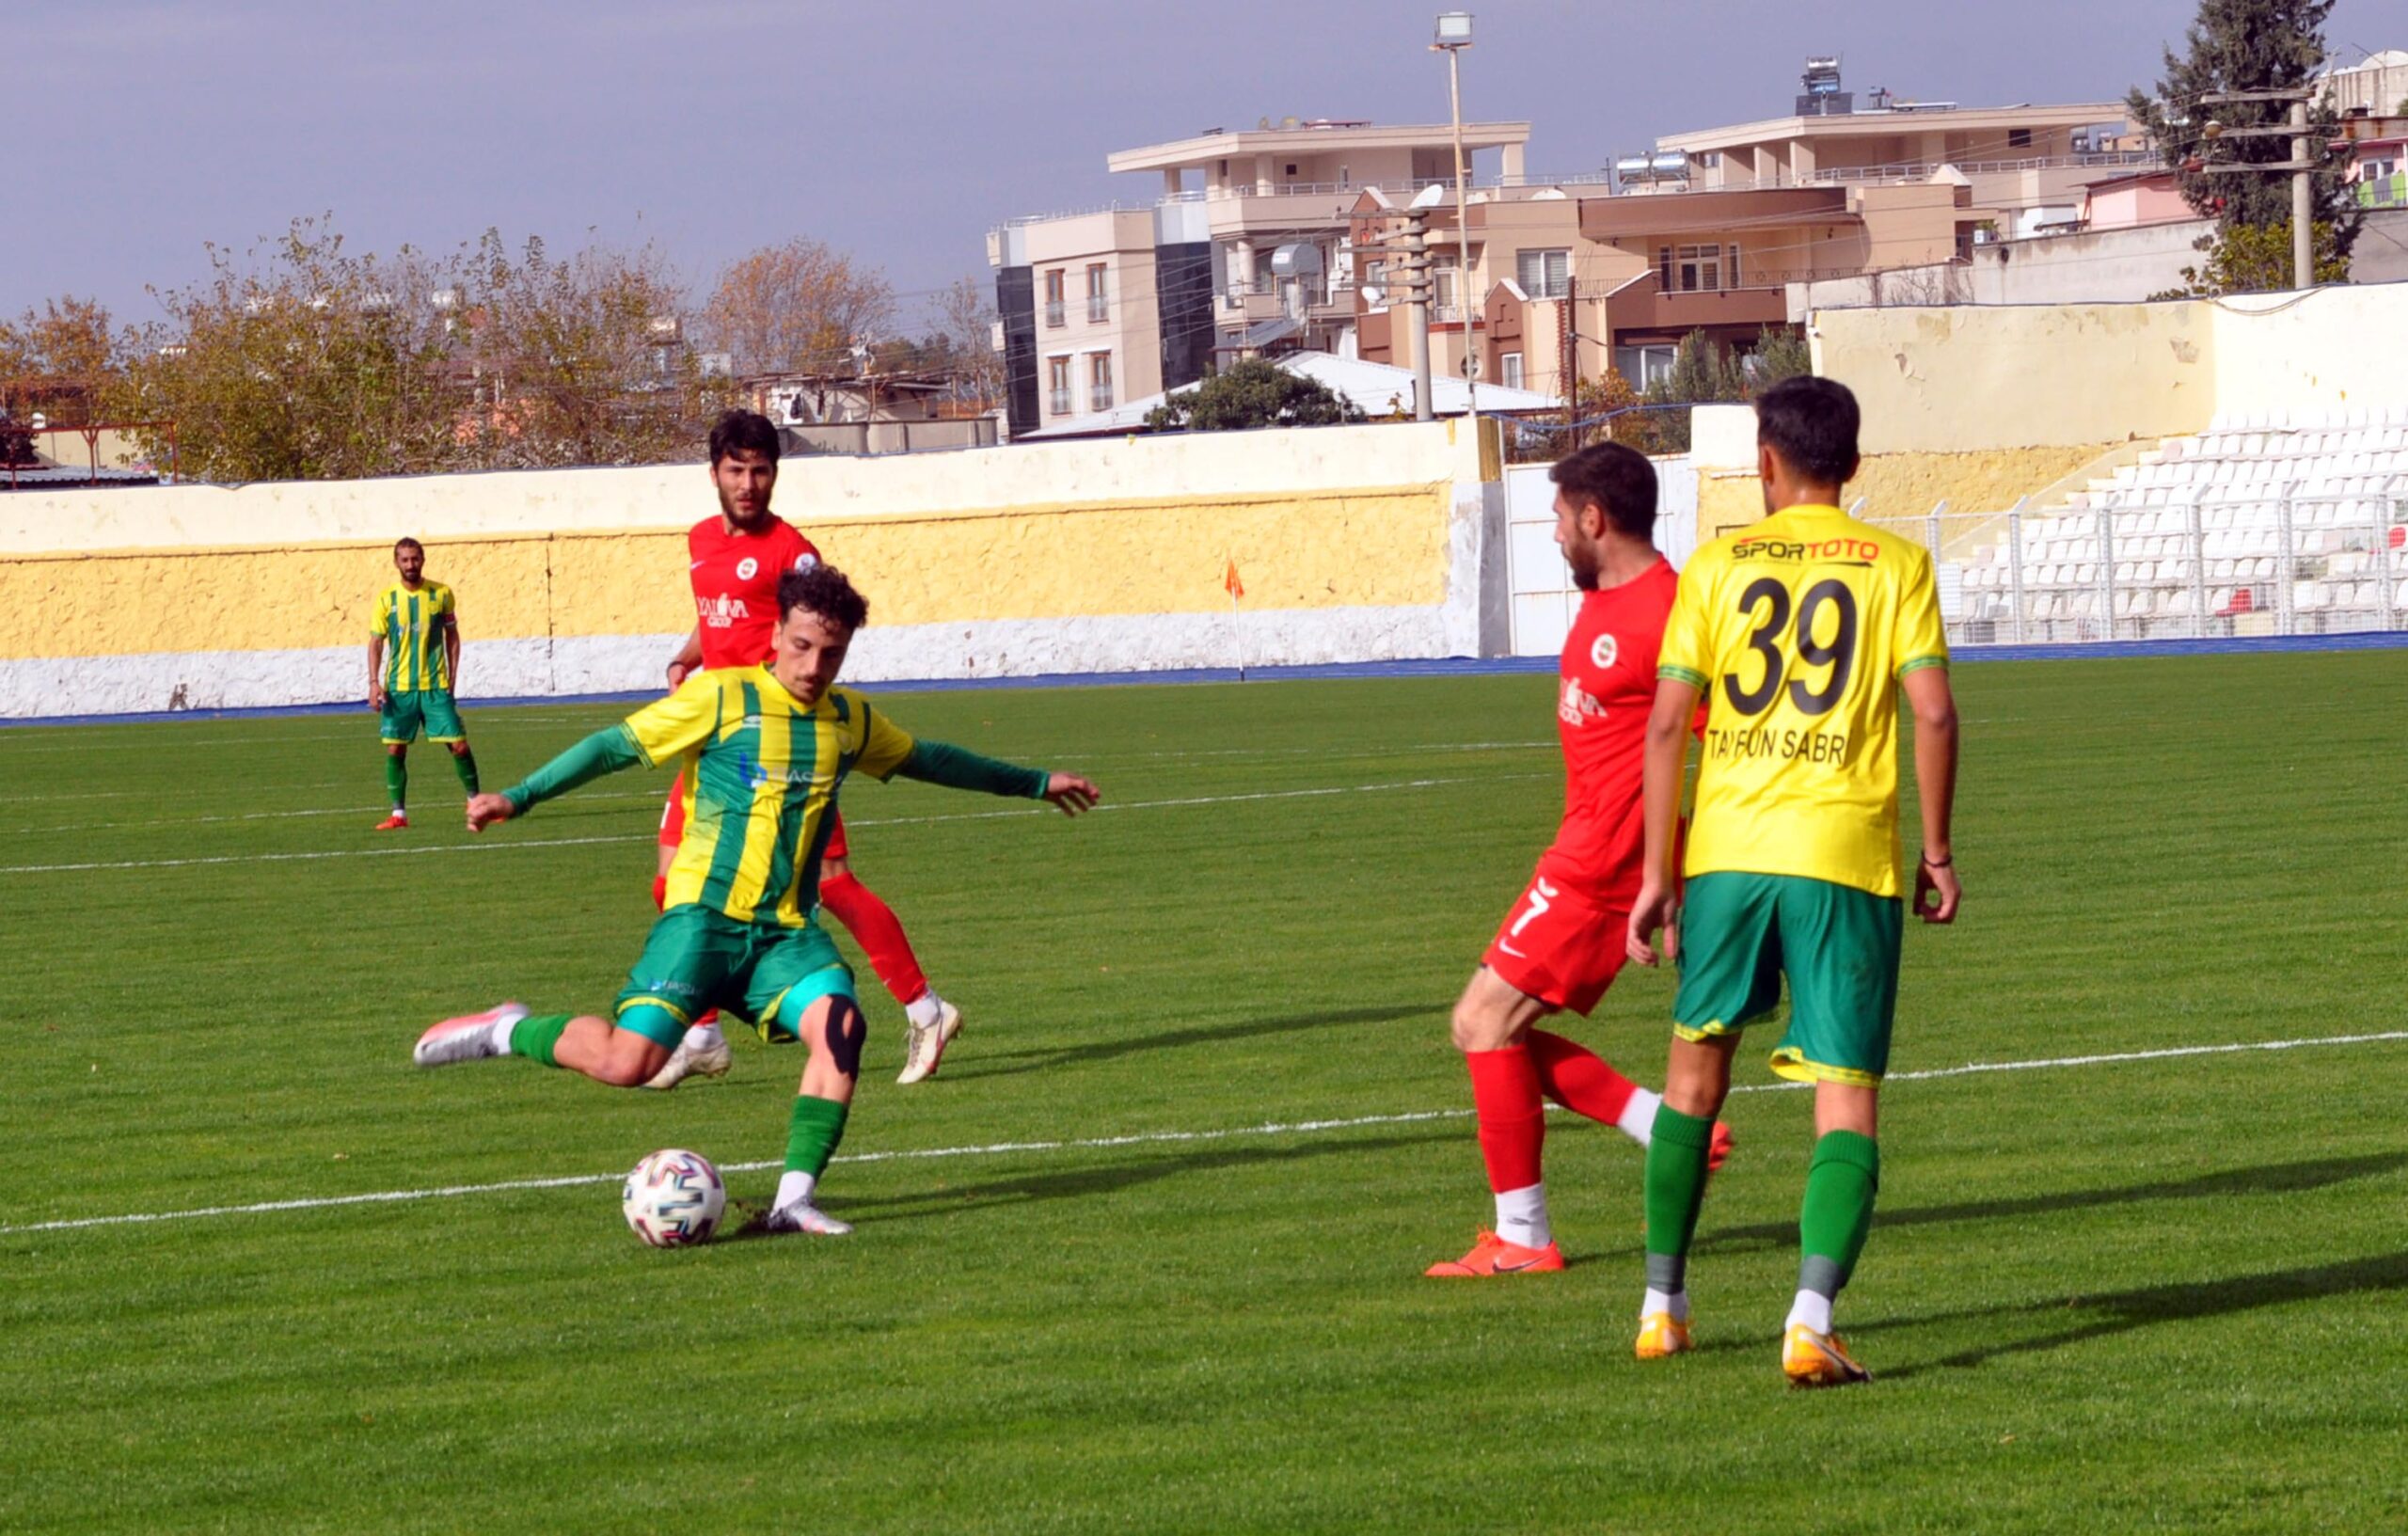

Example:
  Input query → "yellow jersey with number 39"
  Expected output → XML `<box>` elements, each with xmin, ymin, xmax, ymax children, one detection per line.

<box><xmin>1656</xmin><ymin>504</ymin><xmax>1949</xmax><ymax>898</ymax></box>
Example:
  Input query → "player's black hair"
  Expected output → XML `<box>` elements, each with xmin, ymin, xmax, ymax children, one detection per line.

<box><xmin>777</xmin><ymin>563</ymin><xmax>869</xmax><ymax>633</ymax></box>
<box><xmin>393</xmin><ymin>536</ymin><xmax>423</xmax><ymax>554</ymax></box>
<box><xmin>708</xmin><ymin>409</ymin><xmax>782</xmax><ymax>466</ymax></box>
<box><xmin>1548</xmin><ymin>440</ymin><xmax>1656</xmax><ymax>537</ymax></box>
<box><xmin>1754</xmin><ymin>374</ymin><xmax>1861</xmax><ymax>489</ymax></box>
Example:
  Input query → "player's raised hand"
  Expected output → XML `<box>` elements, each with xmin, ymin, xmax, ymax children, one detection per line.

<box><xmin>1042</xmin><ymin>773</ymin><xmax>1101</xmax><ymax>816</ymax></box>
<box><xmin>1915</xmin><ymin>854</ymin><xmax>1961</xmax><ymax>925</ymax></box>
<box><xmin>465</xmin><ymin>792</ymin><xmax>517</xmax><ymax>832</ymax></box>
<box><xmin>1626</xmin><ymin>879</ymin><xmax>1677</xmax><ymax>968</ymax></box>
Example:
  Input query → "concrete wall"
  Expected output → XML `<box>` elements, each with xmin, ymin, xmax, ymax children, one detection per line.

<box><xmin>2210</xmin><ymin>281</ymin><xmax>2408</xmax><ymax>417</ymax></box>
<box><xmin>0</xmin><ymin>420</ymin><xmax>1509</xmax><ymax>719</ymax></box>
<box><xmin>1789</xmin><ymin>218</ymin><xmax>2210</xmax><ymax>315</ymax></box>
<box><xmin>1810</xmin><ymin>299</ymin><xmax>2218</xmax><ymax>453</ymax></box>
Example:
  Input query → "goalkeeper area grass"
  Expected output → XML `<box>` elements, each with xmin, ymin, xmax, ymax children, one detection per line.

<box><xmin>4</xmin><ymin>649</ymin><xmax>2403</xmax><ymax>1532</ymax></box>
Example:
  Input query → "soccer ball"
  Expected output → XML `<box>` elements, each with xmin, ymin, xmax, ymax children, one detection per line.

<box><xmin>621</xmin><ymin>1148</ymin><xmax>725</xmax><ymax>1247</ymax></box>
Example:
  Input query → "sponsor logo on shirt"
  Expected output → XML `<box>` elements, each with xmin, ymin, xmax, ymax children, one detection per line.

<box><xmin>697</xmin><ymin>594</ymin><xmax>752</xmax><ymax>627</ymax></box>
<box><xmin>1731</xmin><ymin>536</ymin><xmax>1880</xmax><ymax>565</ymax></box>
<box><xmin>732</xmin><ymin>749</ymin><xmax>821</xmax><ymax>789</ymax></box>
<box><xmin>1559</xmin><ymin>677</ymin><xmax>1607</xmax><ymax>727</ymax></box>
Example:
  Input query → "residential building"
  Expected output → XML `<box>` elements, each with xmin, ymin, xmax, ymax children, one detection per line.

<box><xmin>1354</xmin><ymin>176</ymin><xmax>1979</xmax><ymax>400</ymax></box>
<box><xmin>1650</xmin><ymin>59</ymin><xmax>2144</xmax><ymax>238</ymax></box>
<box><xmin>2320</xmin><ymin>49</ymin><xmax>2408</xmax><ymax>119</ymax></box>
<box><xmin>2079</xmin><ymin>168</ymin><xmax>2192</xmax><ymax>231</ymax></box>
<box><xmin>990</xmin><ymin>118</ymin><xmax>1552</xmax><ymax>437</ymax></box>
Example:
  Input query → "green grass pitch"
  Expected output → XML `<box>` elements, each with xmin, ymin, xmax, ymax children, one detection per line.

<box><xmin>4</xmin><ymin>650</ymin><xmax>2404</xmax><ymax>1533</ymax></box>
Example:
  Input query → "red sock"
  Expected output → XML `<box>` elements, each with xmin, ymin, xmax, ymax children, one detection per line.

<box><xmin>1465</xmin><ymin>1044</ymin><xmax>1545</xmax><ymax>1194</ymax></box>
<box><xmin>817</xmin><ymin>871</ymin><xmax>930</xmax><ymax>1007</ymax></box>
<box><xmin>1527</xmin><ymin>1029</ymin><xmax>1640</xmax><ymax>1126</ymax></box>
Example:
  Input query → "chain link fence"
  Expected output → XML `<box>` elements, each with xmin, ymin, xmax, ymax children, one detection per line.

<box><xmin>1862</xmin><ymin>480</ymin><xmax>2408</xmax><ymax>646</ymax></box>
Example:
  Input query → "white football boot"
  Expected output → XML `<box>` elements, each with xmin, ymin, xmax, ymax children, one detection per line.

<box><xmin>761</xmin><ymin>1201</ymin><xmax>853</xmax><ymax>1236</ymax></box>
<box><xmin>895</xmin><ymin>997</ymin><xmax>963</xmax><ymax>1085</ymax></box>
<box><xmin>642</xmin><ymin>1023</ymin><xmax>733</xmax><ymax>1090</ymax></box>
<box><xmin>413</xmin><ymin>1002</ymin><xmax>530</xmax><ymax>1067</ymax></box>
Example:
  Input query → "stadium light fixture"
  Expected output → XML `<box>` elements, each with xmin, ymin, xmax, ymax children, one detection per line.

<box><xmin>1434</xmin><ymin>11</ymin><xmax>1473</xmax><ymax>46</ymax></box>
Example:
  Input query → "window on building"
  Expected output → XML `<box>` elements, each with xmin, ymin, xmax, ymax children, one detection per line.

<box><xmin>1048</xmin><ymin>355</ymin><xmax>1071</xmax><ymax>416</ymax></box>
<box><xmin>1613</xmin><ymin>343</ymin><xmax>1678</xmax><ymax>390</ymax></box>
<box><xmin>1515</xmin><ymin>247</ymin><xmax>1571</xmax><ymax>299</ymax></box>
<box><xmin>1498</xmin><ymin>352</ymin><xmax>1524</xmax><ymax>389</ymax></box>
<box><xmin>1339</xmin><ymin>163</ymin><xmax>1351</xmax><ymax>187</ymax></box>
<box><xmin>1285</xmin><ymin>163</ymin><xmax>1299</xmax><ymax>176</ymax></box>
<box><xmin>2008</xmin><ymin>127</ymin><xmax>2033</xmax><ymax>150</ymax></box>
<box><xmin>1433</xmin><ymin>255</ymin><xmax>1461</xmax><ymax>318</ymax></box>
<box><xmin>1659</xmin><ymin>244</ymin><xmax>1738</xmax><ymax>293</ymax></box>
<box><xmin>1088</xmin><ymin>353</ymin><xmax>1114</xmax><ymax>412</ymax></box>
<box><xmin>1044</xmin><ymin>270</ymin><xmax>1066</xmax><ymax>328</ymax></box>
<box><xmin>1086</xmin><ymin>263</ymin><xmax>1109</xmax><ymax>323</ymax></box>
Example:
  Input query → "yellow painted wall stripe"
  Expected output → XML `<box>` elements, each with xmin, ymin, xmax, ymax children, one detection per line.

<box><xmin>0</xmin><ymin>485</ymin><xmax>1451</xmax><ymax>662</ymax></box>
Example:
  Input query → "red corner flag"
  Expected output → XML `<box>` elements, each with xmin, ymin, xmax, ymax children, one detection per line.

<box><xmin>1224</xmin><ymin>559</ymin><xmax>1244</xmax><ymax>600</ymax></box>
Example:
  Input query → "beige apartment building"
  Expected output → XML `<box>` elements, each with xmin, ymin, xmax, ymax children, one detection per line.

<box><xmin>1653</xmin><ymin>61</ymin><xmax>2143</xmax><ymax>238</ymax></box>
<box><xmin>990</xmin><ymin>118</ymin><xmax>1549</xmax><ymax>436</ymax></box>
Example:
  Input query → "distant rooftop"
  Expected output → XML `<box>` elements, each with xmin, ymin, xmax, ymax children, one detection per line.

<box><xmin>1109</xmin><ymin>119</ymin><xmax>1530</xmax><ymax>173</ymax></box>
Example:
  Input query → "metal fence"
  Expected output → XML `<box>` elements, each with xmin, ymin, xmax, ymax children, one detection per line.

<box><xmin>1861</xmin><ymin>483</ymin><xmax>2408</xmax><ymax>646</ymax></box>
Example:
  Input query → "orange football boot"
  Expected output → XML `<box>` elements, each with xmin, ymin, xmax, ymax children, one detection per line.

<box><xmin>1707</xmin><ymin>1120</ymin><xmax>1735</xmax><ymax>1172</ymax></box>
<box><xmin>1424</xmin><ymin>1229</ymin><xmax>1565</xmax><ymax>1277</ymax></box>
<box><xmin>374</xmin><ymin>813</ymin><xmax>409</xmax><ymax>831</ymax></box>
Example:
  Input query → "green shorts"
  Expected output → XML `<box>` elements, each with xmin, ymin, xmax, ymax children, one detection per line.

<box><xmin>1672</xmin><ymin>872</ymin><xmax>1903</xmax><ymax>1085</ymax></box>
<box><xmin>612</xmin><ymin>905</ymin><xmax>857</xmax><ymax>1050</ymax></box>
<box><xmin>380</xmin><ymin>689</ymin><xmax>465</xmax><ymax>745</ymax></box>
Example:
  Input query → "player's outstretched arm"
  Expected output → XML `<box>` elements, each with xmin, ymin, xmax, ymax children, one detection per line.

<box><xmin>1627</xmin><ymin>677</ymin><xmax>1703</xmax><ymax>968</ymax></box>
<box><xmin>465</xmin><ymin>724</ymin><xmax>646</xmax><ymax>831</ymax></box>
<box><xmin>892</xmin><ymin>739</ymin><xmax>1100</xmax><ymax>816</ymax></box>
<box><xmin>1902</xmin><ymin>666</ymin><xmax>1960</xmax><ymax>924</ymax></box>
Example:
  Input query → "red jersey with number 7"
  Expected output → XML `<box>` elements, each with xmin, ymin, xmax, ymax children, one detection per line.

<box><xmin>688</xmin><ymin>514</ymin><xmax>821</xmax><ymax>669</ymax></box>
<box><xmin>1536</xmin><ymin>558</ymin><xmax>1681</xmax><ymax>907</ymax></box>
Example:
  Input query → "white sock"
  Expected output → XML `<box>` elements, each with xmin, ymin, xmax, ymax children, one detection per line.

<box><xmin>685</xmin><ymin>1020</ymin><xmax>723</xmax><ymax>1049</ymax></box>
<box><xmin>1493</xmin><ymin>1182</ymin><xmax>1552</xmax><ymax>1248</ymax></box>
<box><xmin>904</xmin><ymin>992</ymin><xmax>945</xmax><ymax>1030</ymax></box>
<box><xmin>1786</xmin><ymin>1289</ymin><xmax>1834</xmax><ymax>1336</ymax></box>
<box><xmin>773</xmin><ymin>1170</ymin><xmax>818</xmax><ymax>1211</ymax></box>
<box><xmin>492</xmin><ymin>1014</ymin><xmax>519</xmax><ymax>1053</ymax></box>
<box><xmin>1618</xmin><ymin>1086</ymin><xmax>1663</xmax><ymax>1144</ymax></box>
<box><xmin>1641</xmin><ymin>1287</ymin><xmax>1689</xmax><ymax>1322</ymax></box>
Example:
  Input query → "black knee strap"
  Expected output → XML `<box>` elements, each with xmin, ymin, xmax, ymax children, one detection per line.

<box><xmin>821</xmin><ymin>996</ymin><xmax>867</xmax><ymax>1079</ymax></box>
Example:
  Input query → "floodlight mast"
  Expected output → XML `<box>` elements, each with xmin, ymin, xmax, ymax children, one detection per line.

<box><xmin>1433</xmin><ymin>12</ymin><xmax>1478</xmax><ymax>422</ymax></box>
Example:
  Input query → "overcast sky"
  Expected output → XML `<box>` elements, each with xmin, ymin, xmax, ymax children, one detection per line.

<box><xmin>10</xmin><ymin>0</ymin><xmax>2398</xmax><ymax>332</ymax></box>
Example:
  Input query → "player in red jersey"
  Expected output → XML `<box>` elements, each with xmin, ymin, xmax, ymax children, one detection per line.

<box><xmin>642</xmin><ymin>410</ymin><xmax>963</xmax><ymax>1090</ymax></box>
<box><xmin>1426</xmin><ymin>442</ymin><xmax>1731</xmax><ymax>1277</ymax></box>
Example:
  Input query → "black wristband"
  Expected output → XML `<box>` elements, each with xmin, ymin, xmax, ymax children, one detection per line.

<box><xmin>1920</xmin><ymin>851</ymin><xmax>1952</xmax><ymax>869</ymax></box>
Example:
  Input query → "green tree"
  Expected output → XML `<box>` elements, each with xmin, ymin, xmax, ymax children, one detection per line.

<box><xmin>2127</xmin><ymin>0</ymin><xmax>2361</xmax><ymax>281</ymax></box>
<box><xmin>0</xmin><ymin>296</ymin><xmax>119</xmax><ymax>420</ymax></box>
<box><xmin>2151</xmin><ymin>218</ymin><xmax>2353</xmax><ymax>298</ymax></box>
<box><xmin>1749</xmin><ymin>325</ymin><xmax>1814</xmax><ymax>387</ymax></box>
<box><xmin>1142</xmin><ymin>357</ymin><xmax>1365</xmax><ymax>432</ymax></box>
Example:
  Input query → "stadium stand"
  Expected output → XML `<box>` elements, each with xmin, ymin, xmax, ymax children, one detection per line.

<box><xmin>1952</xmin><ymin>405</ymin><xmax>2408</xmax><ymax>642</ymax></box>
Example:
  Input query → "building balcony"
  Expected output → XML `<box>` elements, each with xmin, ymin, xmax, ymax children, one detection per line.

<box><xmin>1604</xmin><ymin>281</ymin><xmax>1790</xmax><ymax>339</ymax></box>
<box><xmin>1048</xmin><ymin>388</ymin><xmax>1072</xmax><ymax>417</ymax></box>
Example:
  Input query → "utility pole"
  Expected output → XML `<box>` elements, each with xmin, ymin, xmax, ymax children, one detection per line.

<box><xmin>2196</xmin><ymin>87</ymin><xmax>2322</xmax><ymax>292</ymax></box>
<box><xmin>1560</xmin><ymin>274</ymin><xmax>1578</xmax><ymax>446</ymax></box>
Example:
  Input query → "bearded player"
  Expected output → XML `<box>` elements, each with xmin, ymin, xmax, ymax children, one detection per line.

<box><xmin>1426</xmin><ymin>442</ymin><xmax>1730</xmax><ymax>1278</ymax></box>
<box><xmin>643</xmin><ymin>410</ymin><xmax>963</xmax><ymax>1091</ymax></box>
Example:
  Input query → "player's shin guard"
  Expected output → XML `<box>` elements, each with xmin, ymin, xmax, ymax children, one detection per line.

<box><xmin>385</xmin><ymin>755</ymin><xmax>407</xmax><ymax>811</ymax></box>
<box><xmin>1797</xmin><ymin>1130</ymin><xmax>1880</xmax><ymax>1302</ymax></box>
<box><xmin>505</xmin><ymin>1013</ymin><xmax>573</xmax><ymax>1067</ymax></box>
<box><xmin>1643</xmin><ymin>1105</ymin><xmax>1719</xmax><ymax>1294</ymax></box>
<box><xmin>451</xmin><ymin>749</ymin><xmax>480</xmax><ymax>795</ymax></box>
<box><xmin>816</xmin><ymin>872</ymin><xmax>931</xmax><ymax>1006</ymax></box>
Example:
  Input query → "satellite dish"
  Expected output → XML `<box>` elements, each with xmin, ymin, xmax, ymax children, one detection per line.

<box><xmin>1361</xmin><ymin>285</ymin><xmax>1386</xmax><ymax>306</ymax></box>
<box><xmin>1409</xmin><ymin>182</ymin><xmax>1447</xmax><ymax>210</ymax></box>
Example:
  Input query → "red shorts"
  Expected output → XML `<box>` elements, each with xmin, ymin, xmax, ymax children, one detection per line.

<box><xmin>1481</xmin><ymin>870</ymin><xmax>1629</xmax><ymax>1016</ymax></box>
<box><xmin>657</xmin><ymin>770</ymin><xmax>848</xmax><ymax>859</ymax></box>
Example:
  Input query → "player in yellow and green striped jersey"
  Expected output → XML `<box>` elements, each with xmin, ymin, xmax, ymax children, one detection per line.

<box><xmin>367</xmin><ymin>537</ymin><xmax>479</xmax><ymax>831</ymax></box>
<box><xmin>410</xmin><ymin>562</ymin><xmax>1101</xmax><ymax>1237</ymax></box>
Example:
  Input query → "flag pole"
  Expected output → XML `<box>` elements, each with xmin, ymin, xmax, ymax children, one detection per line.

<box><xmin>1224</xmin><ymin>557</ymin><xmax>1246</xmax><ymax>681</ymax></box>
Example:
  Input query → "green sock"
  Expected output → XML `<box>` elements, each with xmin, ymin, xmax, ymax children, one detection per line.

<box><xmin>784</xmin><ymin>1094</ymin><xmax>850</xmax><ymax>1177</ymax></box>
<box><xmin>1798</xmin><ymin>1130</ymin><xmax>1881</xmax><ymax>1298</ymax></box>
<box><xmin>384</xmin><ymin>755</ymin><xmax>407</xmax><ymax>811</ymax></box>
<box><xmin>1643</xmin><ymin>1103</ymin><xmax>1719</xmax><ymax>1292</ymax></box>
<box><xmin>451</xmin><ymin>749</ymin><xmax>480</xmax><ymax>795</ymax></box>
<box><xmin>507</xmin><ymin>1013</ymin><xmax>573</xmax><ymax>1068</ymax></box>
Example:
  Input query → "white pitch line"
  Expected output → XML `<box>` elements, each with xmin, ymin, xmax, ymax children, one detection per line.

<box><xmin>0</xmin><ymin>774</ymin><xmax>1542</xmax><ymax>876</ymax></box>
<box><xmin>7</xmin><ymin>1029</ymin><xmax>2402</xmax><ymax>1240</ymax></box>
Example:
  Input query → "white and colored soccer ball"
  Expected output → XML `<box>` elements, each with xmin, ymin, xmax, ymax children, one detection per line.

<box><xmin>621</xmin><ymin>1148</ymin><xmax>725</xmax><ymax>1248</ymax></box>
